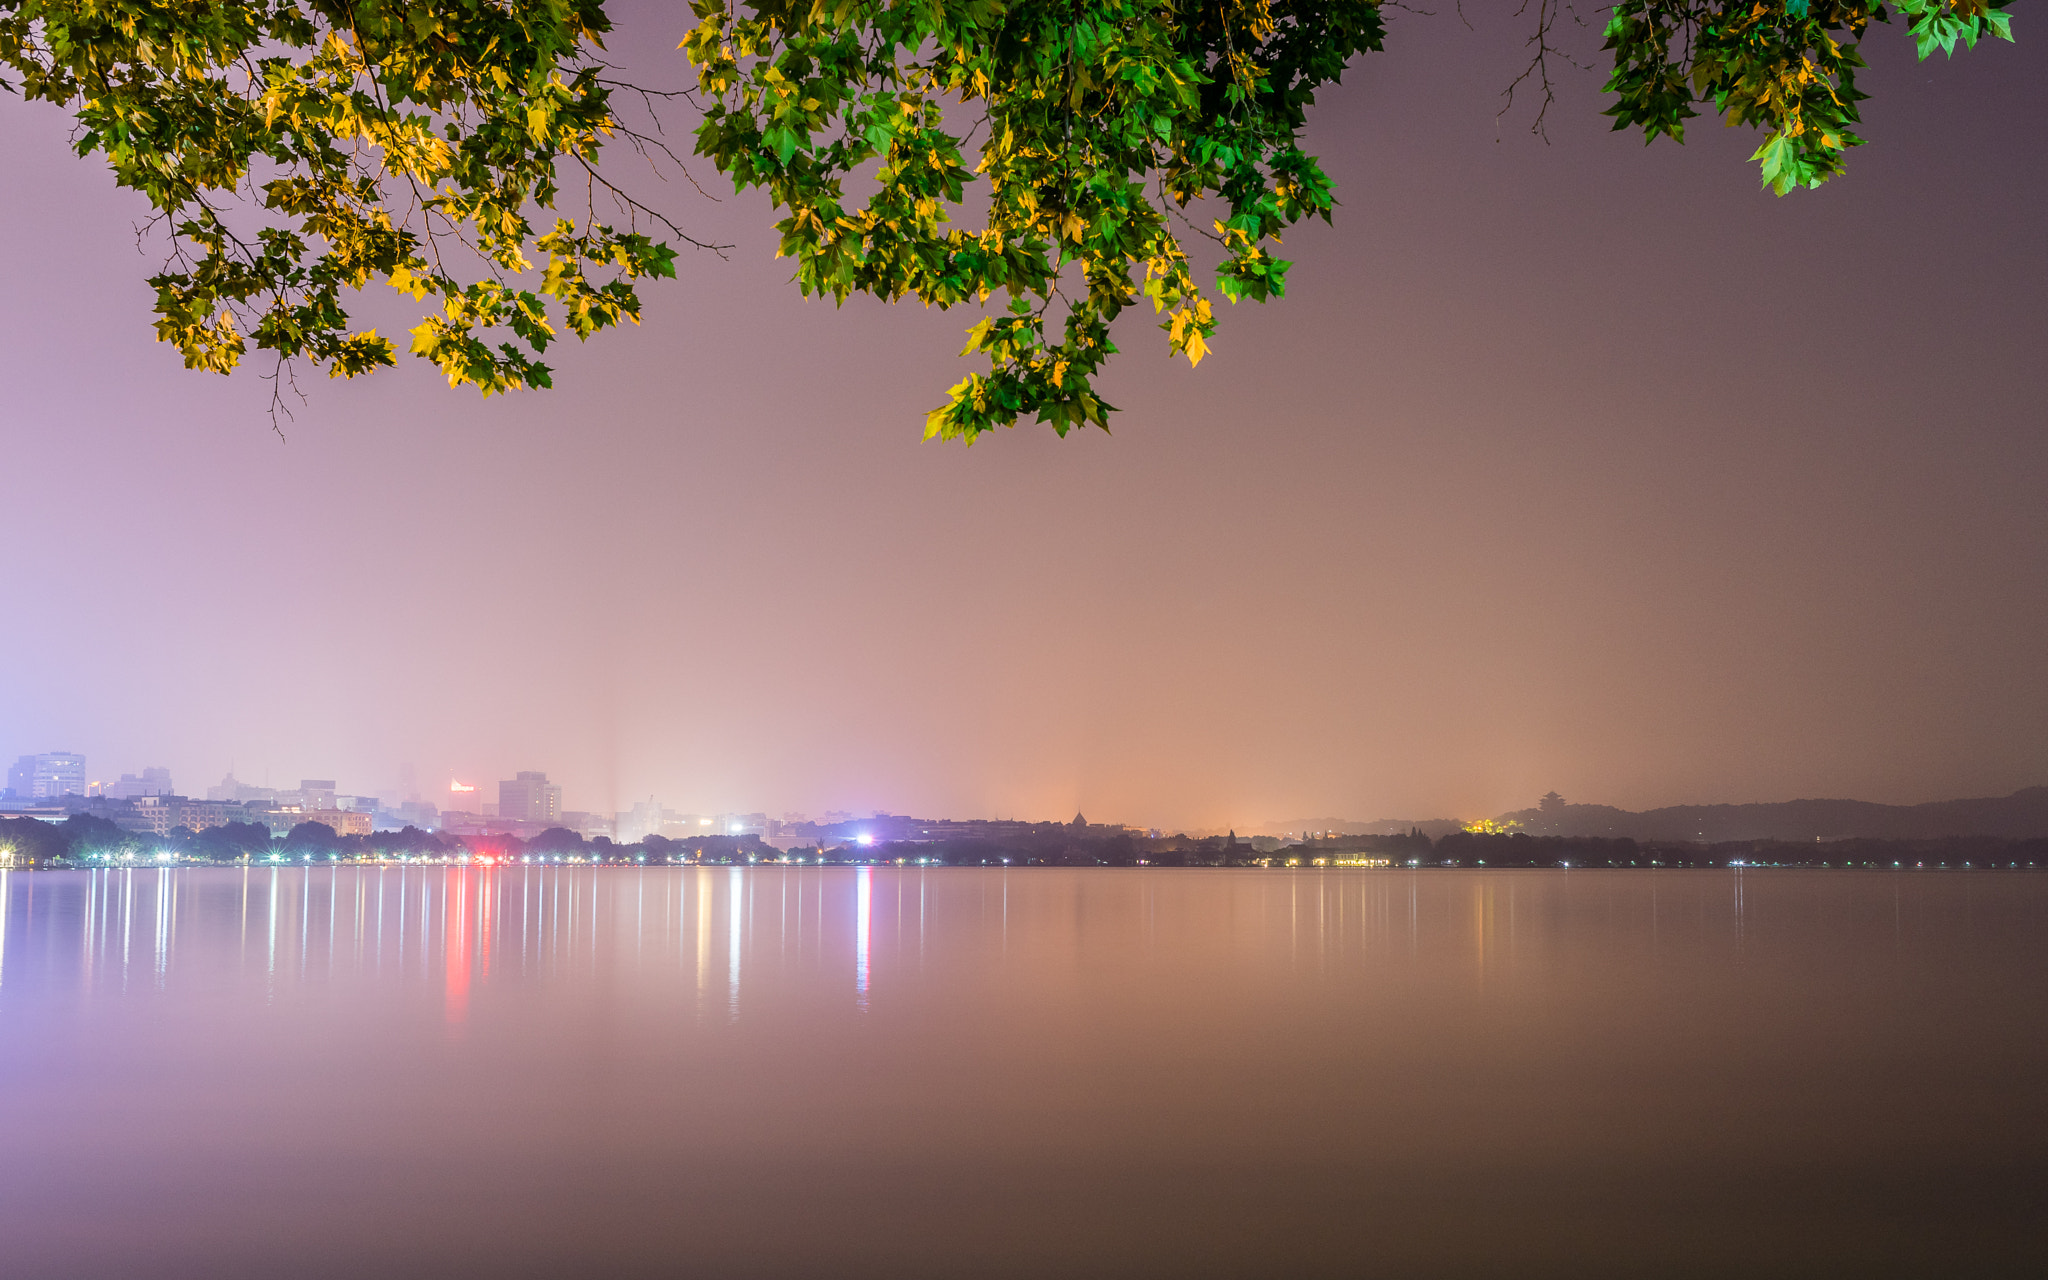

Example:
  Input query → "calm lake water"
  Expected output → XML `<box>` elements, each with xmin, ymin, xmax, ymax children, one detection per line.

<box><xmin>0</xmin><ymin>866</ymin><xmax>2042</xmax><ymax>1278</ymax></box>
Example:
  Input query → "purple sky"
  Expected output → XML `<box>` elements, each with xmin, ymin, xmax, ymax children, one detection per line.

<box><xmin>1</xmin><ymin>9</ymin><xmax>2043</xmax><ymax>828</ymax></box>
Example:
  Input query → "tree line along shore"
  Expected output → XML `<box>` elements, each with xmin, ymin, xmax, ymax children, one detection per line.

<box><xmin>2</xmin><ymin>815</ymin><xmax>2042</xmax><ymax>871</ymax></box>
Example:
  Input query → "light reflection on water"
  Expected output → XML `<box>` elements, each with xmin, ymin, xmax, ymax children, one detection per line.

<box><xmin>5</xmin><ymin>865</ymin><xmax>2043</xmax><ymax>1016</ymax></box>
<box><xmin>0</xmin><ymin>865</ymin><xmax>922</xmax><ymax>1023</ymax></box>
<box><xmin>0</xmin><ymin>867</ymin><xmax>2043</xmax><ymax>1279</ymax></box>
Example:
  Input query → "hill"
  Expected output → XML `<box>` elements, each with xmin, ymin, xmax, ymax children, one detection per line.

<box><xmin>1499</xmin><ymin>787</ymin><xmax>2048</xmax><ymax>842</ymax></box>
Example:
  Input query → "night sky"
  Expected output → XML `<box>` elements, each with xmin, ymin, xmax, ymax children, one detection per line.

<box><xmin>1</xmin><ymin>7</ymin><xmax>2042</xmax><ymax>828</ymax></box>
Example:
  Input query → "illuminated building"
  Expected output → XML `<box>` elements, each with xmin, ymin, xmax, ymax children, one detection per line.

<box><xmin>7</xmin><ymin>752</ymin><xmax>85</xmax><ymax>800</ymax></box>
<box><xmin>301</xmin><ymin>808</ymin><xmax>373</xmax><ymax>836</ymax></box>
<box><xmin>247</xmin><ymin>804</ymin><xmax>373</xmax><ymax>837</ymax></box>
<box><xmin>717</xmin><ymin>812</ymin><xmax>768</xmax><ymax>838</ymax></box>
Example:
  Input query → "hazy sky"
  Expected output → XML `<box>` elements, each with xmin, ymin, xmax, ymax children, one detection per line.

<box><xmin>2</xmin><ymin>9</ymin><xmax>2043</xmax><ymax>828</ymax></box>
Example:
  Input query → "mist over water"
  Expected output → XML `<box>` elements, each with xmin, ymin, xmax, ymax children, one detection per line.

<box><xmin>0</xmin><ymin>867</ymin><xmax>2042</xmax><ymax>1278</ymax></box>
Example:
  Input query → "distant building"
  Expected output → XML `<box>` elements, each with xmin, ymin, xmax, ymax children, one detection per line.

<box><xmin>498</xmin><ymin>772</ymin><xmax>562</xmax><ymax>825</ymax></box>
<box><xmin>299</xmin><ymin>808</ymin><xmax>372</xmax><ymax>837</ymax></box>
<box><xmin>9</xmin><ymin>752</ymin><xmax>85</xmax><ymax>800</ymax></box>
<box><xmin>113</xmin><ymin>796</ymin><xmax>259</xmax><ymax>837</ymax></box>
<box><xmin>206</xmin><ymin>774</ymin><xmax>278</xmax><ymax>803</ymax></box>
<box><xmin>298</xmin><ymin>780</ymin><xmax>337</xmax><ymax>810</ymax></box>
<box><xmin>438</xmin><ymin>811</ymin><xmax>554</xmax><ymax>839</ymax></box>
<box><xmin>116</xmin><ymin>798</ymin><xmax>174</xmax><ymax>837</ymax></box>
<box><xmin>664</xmin><ymin>813</ymin><xmax>711</xmax><ymax>839</ymax></box>
<box><xmin>717</xmin><ymin>812</ymin><xmax>768</xmax><ymax>838</ymax></box>
<box><xmin>248</xmin><ymin>805</ymin><xmax>371</xmax><ymax>838</ymax></box>
<box><xmin>311</xmin><ymin>808</ymin><xmax>371</xmax><ymax>836</ymax></box>
<box><xmin>1540</xmin><ymin>791</ymin><xmax>1567</xmax><ymax>814</ymax></box>
<box><xmin>107</xmin><ymin>767</ymin><xmax>175</xmax><ymax>800</ymax></box>
<box><xmin>560</xmin><ymin>811</ymin><xmax>614</xmax><ymax>840</ymax></box>
<box><xmin>616</xmin><ymin>799</ymin><xmax>670</xmax><ymax>844</ymax></box>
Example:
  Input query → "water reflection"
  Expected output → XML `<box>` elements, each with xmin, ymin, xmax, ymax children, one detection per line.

<box><xmin>855</xmin><ymin>865</ymin><xmax>871</xmax><ymax>1010</ymax></box>
<box><xmin>5</xmin><ymin>866</ymin><xmax>2045</xmax><ymax>1016</ymax></box>
<box><xmin>729</xmin><ymin>866</ymin><xmax>744</xmax><ymax>1020</ymax></box>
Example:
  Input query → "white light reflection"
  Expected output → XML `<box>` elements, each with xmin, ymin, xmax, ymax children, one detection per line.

<box><xmin>727</xmin><ymin>867</ymin><xmax>743</xmax><ymax>1020</ymax></box>
<box><xmin>155</xmin><ymin>867</ymin><xmax>171</xmax><ymax>984</ymax></box>
<box><xmin>267</xmin><ymin>868</ymin><xmax>278</xmax><ymax>985</ymax></box>
<box><xmin>695</xmin><ymin>869</ymin><xmax>711</xmax><ymax>1011</ymax></box>
<box><xmin>300</xmin><ymin>867</ymin><xmax>311</xmax><ymax>977</ymax></box>
<box><xmin>855</xmin><ymin>865</ymin><xmax>871</xmax><ymax>1011</ymax></box>
<box><xmin>121</xmin><ymin>869</ymin><xmax>133</xmax><ymax>990</ymax></box>
<box><xmin>83</xmin><ymin>871</ymin><xmax>96</xmax><ymax>989</ymax></box>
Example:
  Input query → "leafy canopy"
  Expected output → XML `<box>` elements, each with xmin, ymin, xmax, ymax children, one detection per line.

<box><xmin>0</xmin><ymin>0</ymin><xmax>683</xmax><ymax>397</ymax></box>
<box><xmin>684</xmin><ymin>0</ymin><xmax>1386</xmax><ymax>439</ymax></box>
<box><xmin>0</xmin><ymin>1</ymin><xmax>2019</xmax><ymax>437</ymax></box>
<box><xmin>1604</xmin><ymin>0</ymin><xmax>2016</xmax><ymax>195</ymax></box>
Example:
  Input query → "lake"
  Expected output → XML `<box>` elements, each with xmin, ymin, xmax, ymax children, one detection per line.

<box><xmin>0</xmin><ymin>866</ymin><xmax>2041</xmax><ymax>1277</ymax></box>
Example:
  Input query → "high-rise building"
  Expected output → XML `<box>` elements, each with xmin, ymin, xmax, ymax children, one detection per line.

<box><xmin>498</xmin><ymin>771</ymin><xmax>562</xmax><ymax>825</ymax></box>
<box><xmin>9</xmin><ymin>752</ymin><xmax>86</xmax><ymax>799</ymax></box>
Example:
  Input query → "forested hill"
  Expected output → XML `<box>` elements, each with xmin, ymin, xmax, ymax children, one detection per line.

<box><xmin>1498</xmin><ymin>787</ymin><xmax>2048</xmax><ymax>842</ymax></box>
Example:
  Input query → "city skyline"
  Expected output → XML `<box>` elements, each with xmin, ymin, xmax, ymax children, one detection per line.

<box><xmin>10</xmin><ymin>741</ymin><xmax>2048</xmax><ymax>845</ymax></box>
